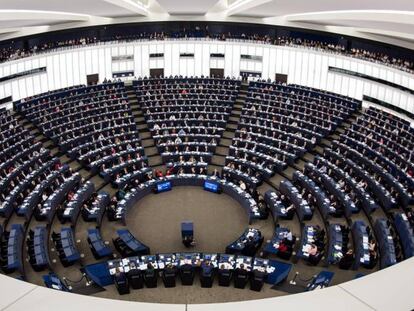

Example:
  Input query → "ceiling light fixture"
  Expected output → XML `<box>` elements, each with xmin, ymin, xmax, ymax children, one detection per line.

<box><xmin>103</xmin><ymin>0</ymin><xmax>150</xmax><ymax>15</ymax></box>
<box><xmin>225</xmin><ymin>0</ymin><xmax>272</xmax><ymax>16</ymax></box>
<box><xmin>227</xmin><ymin>0</ymin><xmax>250</xmax><ymax>10</ymax></box>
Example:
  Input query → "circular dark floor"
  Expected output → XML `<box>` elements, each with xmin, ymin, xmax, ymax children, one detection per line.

<box><xmin>126</xmin><ymin>186</ymin><xmax>249</xmax><ymax>254</ymax></box>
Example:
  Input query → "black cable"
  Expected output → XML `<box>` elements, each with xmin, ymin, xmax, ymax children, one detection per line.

<box><xmin>297</xmin><ymin>274</ymin><xmax>317</xmax><ymax>283</ymax></box>
<box><xmin>63</xmin><ymin>274</ymin><xmax>86</xmax><ymax>286</ymax></box>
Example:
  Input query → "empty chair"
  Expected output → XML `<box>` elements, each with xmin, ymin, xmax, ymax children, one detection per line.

<box><xmin>52</xmin><ymin>227</ymin><xmax>81</xmax><ymax>267</ymax></box>
<box><xmin>87</xmin><ymin>228</ymin><xmax>112</xmax><ymax>259</ymax></box>
<box><xmin>113</xmin><ymin>229</ymin><xmax>150</xmax><ymax>257</ymax></box>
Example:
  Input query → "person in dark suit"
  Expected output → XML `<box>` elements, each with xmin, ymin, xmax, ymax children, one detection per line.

<box><xmin>211</xmin><ymin>168</ymin><xmax>221</xmax><ymax>178</ymax></box>
<box><xmin>144</xmin><ymin>262</ymin><xmax>157</xmax><ymax>288</ymax></box>
<box><xmin>242</xmin><ymin>236</ymin><xmax>257</xmax><ymax>257</ymax></box>
<box><xmin>114</xmin><ymin>268</ymin><xmax>130</xmax><ymax>295</ymax></box>
<box><xmin>162</xmin><ymin>263</ymin><xmax>177</xmax><ymax>287</ymax></box>
<box><xmin>250</xmin><ymin>267</ymin><xmax>266</xmax><ymax>291</ymax></box>
<box><xmin>127</xmin><ymin>262</ymin><xmax>144</xmax><ymax>289</ymax></box>
<box><xmin>200</xmin><ymin>259</ymin><xmax>215</xmax><ymax>287</ymax></box>
<box><xmin>234</xmin><ymin>263</ymin><xmax>249</xmax><ymax>289</ymax></box>
<box><xmin>179</xmin><ymin>260</ymin><xmax>195</xmax><ymax>285</ymax></box>
<box><xmin>182</xmin><ymin>235</ymin><xmax>195</xmax><ymax>248</ymax></box>
<box><xmin>218</xmin><ymin>263</ymin><xmax>232</xmax><ymax>286</ymax></box>
<box><xmin>164</xmin><ymin>263</ymin><xmax>176</xmax><ymax>274</ymax></box>
<box><xmin>339</xmin><ymin>249</ymin><xmax>354</xmax><ymax>270</ymax></box>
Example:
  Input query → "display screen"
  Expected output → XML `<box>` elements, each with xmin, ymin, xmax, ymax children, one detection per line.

<box><xmin>156</xmin><ymin>181</ymin><xmax>172</xmax><ymax>193</ymax></box>
<box><xmin>203</xmin><ymin>181</ymin><xmax>219</xmax><ymax>193</ymax></box>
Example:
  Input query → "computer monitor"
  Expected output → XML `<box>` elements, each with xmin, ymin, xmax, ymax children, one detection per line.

<box><xmin>156</xmin><ymin>181</ymin><xmax>172</xmax><ymax>193</ymax></box>
<box><xmin>204</xmin><ymin>181</ymin><xmax>220</xmax><ymax>193</ymax></box>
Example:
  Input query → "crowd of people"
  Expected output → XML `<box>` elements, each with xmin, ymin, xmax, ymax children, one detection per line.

<box><xmin>0</xmin><ymin>25</ymin><xmax>413</xmax><ymax>73</ymax></box>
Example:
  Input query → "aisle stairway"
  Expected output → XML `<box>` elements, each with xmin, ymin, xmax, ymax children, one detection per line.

<box><xmin>126</xmin><ymin>87</ymin><xmax>164</xmax><ymax>171</ymax></box>
<box><xmin>210</xmin><ymin>82</ymin><xmax>249</xmax><ymax>172</ymax></box>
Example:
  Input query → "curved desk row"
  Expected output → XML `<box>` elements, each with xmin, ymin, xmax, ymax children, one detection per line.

<box><xmin>3</xmin><ymin>224</ymin><xmax>24</xmax><ymax>274</ymax></box>
<box><xmin>87</xmin><ymin>228</ymin><xmax>113</xmax><ymax>259</ymax></box>
<box><xmin>105</xmin><ymin>252</ymin><xmax>289</xmax><ymax>293</ymax></box>
<box><xmin>115</xmin><ymin>174</ymin><xmax>262</xmax><ymax>225</ymax></box>
<box><xmin>40</xmin><ymin>173</ymin><xmax>81</xmax><ymax>223</ymax></box>
<box><xmin>322</xmin><ymin>149</ymin><xmax>379</xmax><ymax>214</ymax></box>
<box><xmin>264</xmin><ymin>190</ymin><xmax>294</xmax><ymax>222</ymax></box>
<box><xmin>373</xmin><ymin>219</ymin><xmax>397</xmax><ymax>268</ymax></box>
<box><xmin>16</xmin><ymin>83</ymin><xmax>124</xmax><ymax>112</ymax></box>
<box><xmin>27</xmin><ymin>226</ymin><xmax>51</xmax><ymax>272</ymax></box>
<box><xmin>393</xmin><ymin>212</ymin><xmax>414</xmax><ymax>258</ymax></box>
<box><xmin>52</xmin><ymin>227</ymin><xmax>81</xmax><ymax>267</ymax></box>
<box><xmin>225</xmin><ymin>228</ymin><xmax>263</xmax><ymax>256</ymax></box>
<box><xmin>18</xmin><ymin>164</ymin><xmax>70</xmax><ymax>220</ymax></box>
<box><xmin>1</xmin><ymin>156</ymin><xmax>57</xmax><ymax>219</ymax></box>
<box><xmin>113</xmin><ymin>229</ymin><xmax>150</xmax><ymax>257</ymax></box>
<box><xmin>279</xmin><ymin>180</ymin><xmax>313</xmax><ymax>221</ymax></box>
<box><xmin>60</xmin><ymin>181</ymin><xmax>95</xmax><ymax>224</ymax></box>
<box><xmin>304</xmin><ymin>163</ymin><xmax>358</xmax><ymax>218</ymax></box>
<box><xmin>292</xmin><ymin>171</ymin><xmax>334</xmax><ymax>219</ymax></box>
<box><xmin>82</xmin><ymin>192</ymin><xmax>110</xmax><ymax>226</ymax></box>
<box><xmin>351</xmin><ymin>221</ymin><xmax>374</xmax><ymax>269</ymax></box>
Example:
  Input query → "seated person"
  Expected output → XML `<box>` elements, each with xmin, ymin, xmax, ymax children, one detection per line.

<box><xmin>307</xmin><ymin>243</ymin><xmax>322</xmax><ymax>265</ymax></box>
<box><xmin>367</xmin><ymin>240</ymin><xmax>378</xmax><ymax>269</ymax></box>
<box><xmin>154</xmin><ymin>169</ymin><xmax>164</xmax><ymax>179</ymax></box>
<box><xmin>277</xmin><ymin>232</ymin><xmax>296</xmax><ymax>258</ymax></box>
<box><xmin>239</xmin><ymin>180</ymin><xmax>247</xmax><ymax>191</ymax></box>
<box><xmin>234</xmin><ymin>263</ymin><xmax>249</xmax><ymax>288</ymax></box>
<box><xmin>179</xmin><ymin>259</ymin><xmax>195</xmax><ymax>285</ymax></box>
<box><xmin>144</xmin><ymin>263</ymin><xmax>157</xmax><ymax>288</ymax></box>
<box><xmin>285</xmin><ymin>203</ymin><xmax>296</xmax><ymax>218</ymax></box>
<box><xmin>182</xmin><ymin>235</ymin><xmax>195</xmax><ymax>248</ymax></box>
<box><xmin>106</xmin><ymin>197</ymin><xmax>118</xmax><ymax>221</ymax></box>
<box><xmin>339</xmin><ymin>249</ymin><xmax>354</xmax><ymax>270</ymax></box>
<box><xmin>211</xmin><ymin>168</ymin><xmax>221</xmax><ymax>178</ymax></box>
<box><xmin>242</xmin><ymin>236</ymin><xmax>257</xmax><ymax>257</ymax></box>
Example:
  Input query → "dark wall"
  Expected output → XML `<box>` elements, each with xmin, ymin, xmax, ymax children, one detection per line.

<box><xmin>1</xmin><ymin>21</ymin><xmax>413</xmax><ymax>62</ymax></box>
